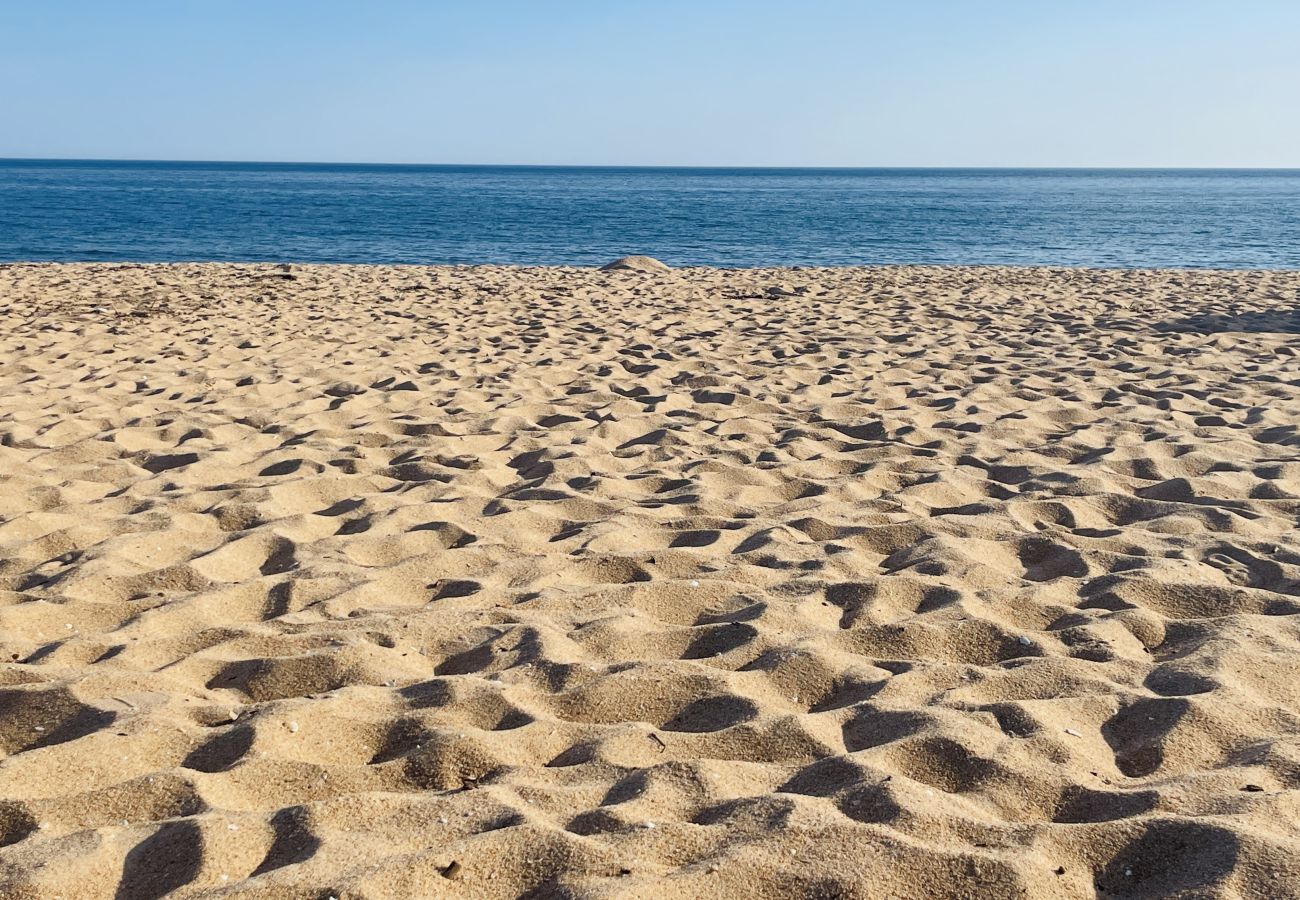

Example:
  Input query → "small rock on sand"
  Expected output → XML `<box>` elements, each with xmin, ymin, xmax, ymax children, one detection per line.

<box><xmin>600</xmin><ymin>256</ymin><xmax>671</xmax><ymax>273</ymax></box>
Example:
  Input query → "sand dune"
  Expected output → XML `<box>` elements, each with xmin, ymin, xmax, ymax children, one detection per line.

<box><xmin>1</xmin><ymin>262</ymin><xmax>1299</xmax><ymax>899</ymax></box>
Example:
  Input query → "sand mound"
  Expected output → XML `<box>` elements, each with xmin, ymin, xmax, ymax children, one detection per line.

<box><xmin>600</xmin><ymin>255</ymin><xmax>672</xmax><ymax>273</ymax></box>
<box><xmin>1</xmin><ymin>262</ymin><xmax>1299</xmax><ymax>898</ymax></box>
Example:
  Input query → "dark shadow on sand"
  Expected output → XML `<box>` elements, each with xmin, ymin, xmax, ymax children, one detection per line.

<box><xmin>1152</xmin><ymin>308</ymin><xmax>1300</xmax><ymax>334</ymax></box>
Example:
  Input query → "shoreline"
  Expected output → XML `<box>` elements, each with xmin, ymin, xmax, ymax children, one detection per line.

<box><xmin>6</xmin><ymin>259</ymin><xmax>1300</xmax><ymax>277</ymax></box>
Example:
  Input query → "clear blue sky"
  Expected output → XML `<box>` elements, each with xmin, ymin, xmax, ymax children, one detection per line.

<box><xmin>2</xmin><ymin>0</ymin><xmax>1296</xmax><ymax>166</ymax></box>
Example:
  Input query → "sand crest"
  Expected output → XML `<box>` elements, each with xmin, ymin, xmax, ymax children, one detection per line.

<box><xmin>1</xmin><ymin>263</ymin><xmax>1299</xmax><ymax>898</ymax></box>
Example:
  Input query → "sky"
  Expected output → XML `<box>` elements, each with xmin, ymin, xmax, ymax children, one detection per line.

<box><xmin>1</xmin><ymin>0</ymin><xmax>1297</xmax><ymax>167</ymax></box>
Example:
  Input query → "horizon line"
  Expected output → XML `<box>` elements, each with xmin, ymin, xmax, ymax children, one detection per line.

<box><xmin>3</xmin><ymin>156</ymin><xmax>1299</xmax><ymax>172</ymax></box>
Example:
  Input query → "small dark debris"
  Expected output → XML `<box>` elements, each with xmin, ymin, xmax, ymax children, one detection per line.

<box><xmin>440</xmin><ymin>860</ymin><xmax>462</xmax><ymax>880</ymax></box>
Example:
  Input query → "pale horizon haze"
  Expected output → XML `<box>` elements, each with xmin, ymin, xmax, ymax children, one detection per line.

<box><xmin>2</xmin><ymin>0</ymin><xmax>1298</xmax><ymax>167</ymax></box>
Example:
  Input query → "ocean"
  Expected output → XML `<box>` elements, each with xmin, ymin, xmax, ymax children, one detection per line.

<box><xmin>2</xmin><ymin>159</ymin><xmax>1299</xmax><ymax>268</ymax></box>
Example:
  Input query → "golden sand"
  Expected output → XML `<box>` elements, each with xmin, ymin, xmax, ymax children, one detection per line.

<box><xmin>1</xmin><ymin>263</ymin><xmax>1299</xmax><ymax>898</ymax></box>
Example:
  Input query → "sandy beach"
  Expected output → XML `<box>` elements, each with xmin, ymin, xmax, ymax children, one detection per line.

<box><xmin>2</xmin><ymin>261</ymin><xmax>1299</xmax><ymax>898</ymax></box>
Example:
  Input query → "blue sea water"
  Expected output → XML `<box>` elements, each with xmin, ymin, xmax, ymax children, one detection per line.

<box><xmin>2</xmin><ymin>159</ymin><xmax>1299</xmax><ymax>268</ymax></box>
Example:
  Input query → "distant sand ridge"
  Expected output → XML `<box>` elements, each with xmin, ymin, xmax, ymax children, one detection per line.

<box><xmin>1</xmin><ymin>262</ymin><xmax>1299</xmax><ymax>898</ymax></box>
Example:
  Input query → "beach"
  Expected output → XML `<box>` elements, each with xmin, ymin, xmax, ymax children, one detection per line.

<box><xmin>2</xmin><ymin>261</ymin><xmax>1299</xmax><ymax>897</ymax></box>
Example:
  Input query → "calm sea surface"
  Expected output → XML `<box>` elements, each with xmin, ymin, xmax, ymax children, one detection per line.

<box><xmin>2</xmin><ymin>160</ymin><xmax>1299</xmax><ymax>268</ymax></box>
